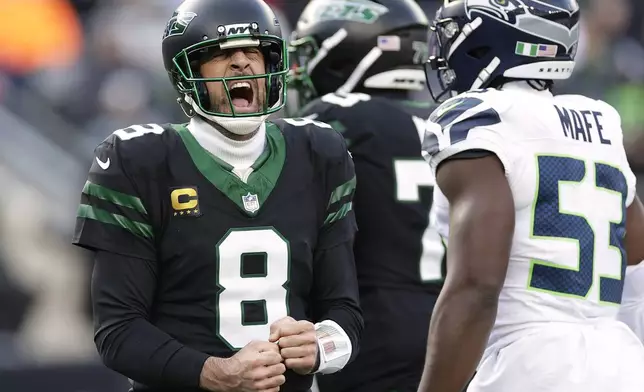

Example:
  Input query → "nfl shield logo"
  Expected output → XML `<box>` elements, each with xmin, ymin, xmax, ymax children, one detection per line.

<box><xmin>242</xmin><ymin>192</ymin><xmax>260</xmax><ymax>213</ymax></box>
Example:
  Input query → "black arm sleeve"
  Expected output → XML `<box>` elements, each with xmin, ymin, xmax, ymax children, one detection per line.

<box><xmin>310</xmin><ymin>240</ymin><xmax>363</xmax><ymax>363</ymax></box>
<box><xmin>92</xmin><ymin>250</ymin><xmax>210</xmax><ymax>388</ymax></box>
<box><xmin>307</xmin><ymin>124</ymin><xmax>363</xmax><ymax>361</ymax></box>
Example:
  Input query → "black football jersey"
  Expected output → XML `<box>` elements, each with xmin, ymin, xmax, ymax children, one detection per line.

<box><xmin>299</xmin><ymin>92</ymin><xmax>446</xmax><ymax>293</ymax></box>
<box><xmin>73</xmin><ymin>120</ymin><xmax>359</xmax><ymax>392</ymax></box>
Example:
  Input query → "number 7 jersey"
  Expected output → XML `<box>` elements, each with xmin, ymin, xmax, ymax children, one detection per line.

<box><xmin>424</xmin><ymin>83</ymin><xmax>637</xmax><ymax>349</ymax></box>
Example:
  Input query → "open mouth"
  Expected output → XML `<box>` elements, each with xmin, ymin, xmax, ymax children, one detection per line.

<box><xmin>228</xmin><ymin>81</ymin><xmax>255</xmax><ymax>111</ymax></box>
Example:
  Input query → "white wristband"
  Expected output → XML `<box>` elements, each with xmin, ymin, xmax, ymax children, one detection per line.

<box><xmin>313</xmin><ymin>319</ymin><xmax>353</xmax><ymax>374</ymax></box>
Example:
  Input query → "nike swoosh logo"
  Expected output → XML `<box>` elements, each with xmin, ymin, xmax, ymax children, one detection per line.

<box><xmin>96</xmin><ymin>157</ymin><xmax>110</xmax><ymax>170</ymax></box>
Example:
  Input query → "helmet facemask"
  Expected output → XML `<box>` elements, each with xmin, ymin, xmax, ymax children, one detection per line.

<box><xmin>425</xmin><ymin>18</ymin><xmax>461</xmax><ymax>103</ymax></box>
<box><xmin>171</xmin><ymin>33</ymin><xmax>289</xmax><ymax>118</ymax></box>
<box><xmin>286</xmin><ymin>35</ymin><xmax>320</xmax><ymax>115</ymax></box>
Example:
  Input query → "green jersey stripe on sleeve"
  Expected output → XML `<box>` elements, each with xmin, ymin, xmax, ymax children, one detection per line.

<box><xmin>77</xmin><ymin>204</ymin><xmax>153</xmax><ymax>239</ymax></box>
<box><xmin>324</xmin><ymin>201</ymin><xmax>353</xmax><ymax>225</ymax></box>
<box><xmin>83</xmin><ymin>181</ymin><xmax>148</xmax><ymax>215</ymax></box>
<box><xmin>327</xmin><ymin>175</ymin><xmax>357</xmax><ymax>208</ymax></box>
<box><xmin>82</xmin><ymin>181</ymin><xmax>148</xmax><ymax>215</ymax></box>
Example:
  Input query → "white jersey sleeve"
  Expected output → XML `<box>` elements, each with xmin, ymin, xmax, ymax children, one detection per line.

<box><xmin>423</xmin><ymin>90</ymin><xmax>514</xmax><ymax>177</ymax></box>
<box><xmin>618</xmin><ymin>264</ymin><xmax>644</xmax><ymax>343</ymax></box>
<box><xmin>591</xmin><ymin>99</ymin><xmax>638</xmax><ymax>206</ymax></box>
<box><xmin>429</xmin><ymin>185</ymin><xmax>449</xmax><ymax>243</ymax></box>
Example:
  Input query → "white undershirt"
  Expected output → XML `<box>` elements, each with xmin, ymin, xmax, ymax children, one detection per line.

<box><xmin>187</xmin><ymin>117</ymin><xmax>266</xmax><ymax>182</ymax></box>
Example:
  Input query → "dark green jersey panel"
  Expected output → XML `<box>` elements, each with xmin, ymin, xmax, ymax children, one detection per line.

<box><xmin>73</xmin><ymin>120</ymin><xmax>359</xmax><ymax>392</ymax></box>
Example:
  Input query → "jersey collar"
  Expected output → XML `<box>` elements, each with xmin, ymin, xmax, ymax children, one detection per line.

<box><xmin>500</xmin><ymin>80</ymin><xmax>554</xmax><ymax>98</ymax></box>
<box><xmin>173</xmin><ymin>122</ymin><xmax>286</xmax><ymax>216</ymax></box>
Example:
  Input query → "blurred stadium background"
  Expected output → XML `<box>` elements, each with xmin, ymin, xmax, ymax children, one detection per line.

<box><xmin>0</xmin><ymin>0</ymin><xmax>642</xmax><ymax>390</ymax></box>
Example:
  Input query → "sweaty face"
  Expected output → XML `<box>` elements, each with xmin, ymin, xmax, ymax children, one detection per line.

<box><xmin>200</xmin><ymin>47</ymin><xmax>267</xmax><ymax>114</ymax></box>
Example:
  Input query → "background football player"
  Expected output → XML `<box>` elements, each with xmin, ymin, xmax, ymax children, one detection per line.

<box><xmin>420</xmin><ymin>0</ymin><xmax>644</xmax><ymax>391</ymax></box>
<box><xmin>288</xmin><ymin>1</ymin><xmax>445</xmax><ymax>391</ymax></box>
<box><xmin>72</xmin><ymin>0</ymin><xmax>363</xmax><ymax>391</ymax></box>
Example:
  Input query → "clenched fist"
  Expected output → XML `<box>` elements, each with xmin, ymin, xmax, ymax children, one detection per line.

<box><xmin>269</xmin><ymin>316</ymin><xmax>319</xmax><ymax>375</ymax></box>
<box><xmin>200</xmin><ymin>340</ymin><xmax>286</xmax><ymax>392</ymax></box>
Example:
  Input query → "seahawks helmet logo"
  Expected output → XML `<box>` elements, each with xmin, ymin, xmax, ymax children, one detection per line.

<box><xmin>468</xmin><ymin>0</ymin><xmax>578</xmax><ymax>23</ymax></box>
<box><xmin>466</xmin><ymin>0</ymin><xmax>579</xmax><ymax>49</ymax></box>
<box><xmin>163</xmin><ymin>11</ymin><xmax>197</xmax><ymax>39</ymax></box>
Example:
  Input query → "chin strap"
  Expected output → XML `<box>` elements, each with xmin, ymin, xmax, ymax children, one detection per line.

<box><xmin>177</xmin><ymin>97</ymin><xmax>196</xmax><ymax>118</ymax></box>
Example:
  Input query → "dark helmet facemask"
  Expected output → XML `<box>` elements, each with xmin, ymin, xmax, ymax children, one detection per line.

<box><xmin>425</xmin><ymin>18</ymin><xmax>459</xmax><ymax>104</ymax></box>
<box><xmin>287</xmin><ymin>35</ymin><xmax>320</xmax><ymax>115</ymax></box>
<box><xmin>171</xmin><ymin>28</ymin><xmax>289</xmax><ymax>118</ymax></box>
<box><xmin>287</xmin><ymin>28</ymin><xmax>351</xmax><ymax>114</ymax></box>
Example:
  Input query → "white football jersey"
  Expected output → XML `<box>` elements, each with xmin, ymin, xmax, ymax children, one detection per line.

<box><xmin>618</xmin><ymin>264</ymin><xmax>644</xmax><ymax>343</ymax></box>
<box><xmin>425</xmin><ymin>82</ymin><xmax>637</xmax><ymax>351</ymax></box>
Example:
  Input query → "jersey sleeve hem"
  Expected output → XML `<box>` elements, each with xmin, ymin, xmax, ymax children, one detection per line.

<box><xmin>625</xmin><ymin>185</ymin><xmax>637</xmax><ymax>207</ymax></box>
<box><xmin>72</xmin><ymin>230</ymin><xmax>156</xmax><ymax>261</ymax></box>
<box><xmin>428</xmin><ymin>135</ymin><xmax>511</xmax><ymax>178</ymax></box>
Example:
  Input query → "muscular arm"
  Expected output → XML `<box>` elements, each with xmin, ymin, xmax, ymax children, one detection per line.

<box><xmin>92</xmin><ymin>250</ymin><xmax>210</xmax><ymax>388</ymax></box>
<box><xmin>626</xmin><ymin>195</ymin><xmax>644</xmax><ymax>266</ymax></box>
<box><xmin>417</xmin><ymin>155</ymin><xmax>514</xmax><ymax>392</ymax></box>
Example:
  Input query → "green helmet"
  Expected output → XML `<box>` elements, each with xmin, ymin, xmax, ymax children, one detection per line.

<box><xmin>161</xmin><ymin>0</ymin><xmax>288</xmax><ymax>120</ymax></box>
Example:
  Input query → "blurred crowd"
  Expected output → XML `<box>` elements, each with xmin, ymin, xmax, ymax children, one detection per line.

<box><xmin>0</xmin><ymin>0</ymin><xmax>642</xmax><ymax>389</ymax></box>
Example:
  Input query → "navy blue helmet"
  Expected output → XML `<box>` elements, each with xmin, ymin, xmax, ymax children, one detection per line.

<box><xmin>426</xmin><ymin>0</ymin><xmax>580</xmax><ymax>102</ymax></box>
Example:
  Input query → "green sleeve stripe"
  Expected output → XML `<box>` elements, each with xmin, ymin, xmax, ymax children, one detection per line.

<box><xmin>327</xmin><ymin>175</ymin><xmax>356</xmax><ymax>207</ymax></box>
<box><xmin>324</xmin><ymin>201</ymin><xmax>353</xmax><ymax>225</ymax></box>
<box><xmin>328</xmin><ymin>120</ymin><xmax>346</xmax><ymax>133</ymax></box>
<box><xmin>77</xmin><ymin>204</ymin><xmax>153</xmax><ymax>239</ymax></box>
<box><xmin>82</xmin><ymin>181</ymin><xmax>148</xmax><ymax>215</ymax></box>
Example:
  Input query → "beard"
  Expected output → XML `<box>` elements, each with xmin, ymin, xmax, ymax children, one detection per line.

<box><xmin>209</xmin><ymin>77</ymin><xmax>267</xmax><ymax>115</ymax></box>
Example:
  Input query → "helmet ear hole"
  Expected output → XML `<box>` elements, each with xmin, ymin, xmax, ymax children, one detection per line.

<box><xmin>467</xmin><ymin>46</ymin><xmax>490</xmax><ymax>60</ymax></box>
<box><xmin>327</xmin><ymin>59</ymin><xmax>350</xmax><ymax>76</ymax></box>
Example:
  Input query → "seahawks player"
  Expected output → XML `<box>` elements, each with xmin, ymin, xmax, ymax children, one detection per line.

<box><xmin>289</xmin><ymin>1</ymin><xmax>444</xmax><ymax>392</ymax></box>
<box><xmin>419</xmin><ymin>1</ymin><xmax>644</xmax><ymax>391</ymax></box>
<box><xmin>72</xmin><ymin>0</ymin><xmax>363</xmax><ymax>391</ymax></box>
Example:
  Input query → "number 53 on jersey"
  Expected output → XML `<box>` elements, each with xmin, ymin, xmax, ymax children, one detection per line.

<box><xmin>528</xmin><ymin>155</ymin><xmax>627</xmax><ymax>305</ymax></box>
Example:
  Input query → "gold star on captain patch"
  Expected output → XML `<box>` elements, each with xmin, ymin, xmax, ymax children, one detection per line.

<box><xmin>173</xmin><ymin>212</ymin><xmax>178</xmax><ymax>216</ymax></box>
<box><xmin>193</xmin><ymin>209</ymin><xmax>199</xmax><ymax>214</ymax></box>
<box><xmin>180</xmin><ymin>211</ymin><xmax>185</xmax><ymax>215</ymax></box>
<box><xmin>186</xmin><ymin>210</ymin><xmax>192</xmax><ymax>214</ymax></box>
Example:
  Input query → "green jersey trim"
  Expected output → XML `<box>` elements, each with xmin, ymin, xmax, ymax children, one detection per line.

<box><xmin>77</xmin><ymin>204</ymin><xmax>153</xmax><ymax>238</ymax></box>
<box><xmin>324</xmin><ymin>174</ymin><xmax>356</xmax><ymax>225</ymax></box>
<box><xmin>327</xmin><ymin>175</ymin><xmax>356</xmax><ymax>207</ymax></box>
<box><xmin>82</xmin><ymin>181</ymin><xmax>148</xmax><ymax>214</ymax></box>
<box><xmin>324</xmin><ymin>201</ymin><xmax>353</xmax><ymax>225</ymax></box>
<box><xmin>174</xmin><ymin>122</ymin><xmax>286</xmax><ymax>216</ymax></box>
